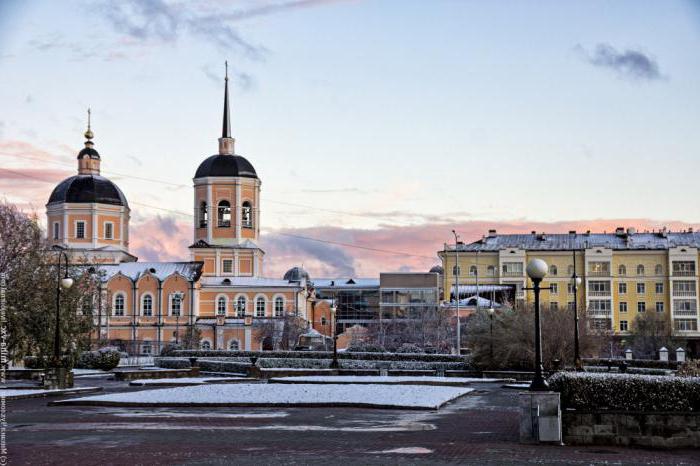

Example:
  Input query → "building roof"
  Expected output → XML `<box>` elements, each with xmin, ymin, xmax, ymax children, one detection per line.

<box><xmin>313</xmin><ymin>278</ymin><xmax>380</xmax><ymax>289</ymax></box>
<box><xmin>47</xmin><ymin>175</ymin><xmax>128</xmax><ymax>207</ymax></box>
<box><xmin>100</xmin><ymin>262</ymin><xmax>203</xmax><ymax>282</ymax></box>
<box><xmin>444</xmin><ymin>230</ymin><xmax>700</xmax><ymax>252</ymax></box>
<box><xmin>283</xmin><ymin>266</ymin><xmax>310</xmax><ymax>282</ymax></box>
<box><xmin>194</xmin><ymin>154</ymin><xmax>258</xmax><ymax>179</ymax></box>
<box><xmin>199</xmin><ymin>276</ymin><xmax>302</xmax><ymax>288</ymax></box>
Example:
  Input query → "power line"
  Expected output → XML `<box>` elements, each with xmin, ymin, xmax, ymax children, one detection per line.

<box><xmin>0</xmin><ymin>167</ymin><xmax>437</xmax><ymax>260</ymax></box>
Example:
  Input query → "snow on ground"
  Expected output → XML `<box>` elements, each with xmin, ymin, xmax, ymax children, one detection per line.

<box><xmin>269</xmin><ymin>376</ymin><xmax>510</xmax><ymax>385</ymax></box>
<box><xmin>502</xmin><ymin>383</ymin><xmax>531</xmax><ymax>389</ymax></box>
<box><xmin>54</xmin><ymin>383</ymin><xmax>474</xmax><ymax>409</ymax></box>
<box><xmin>0</xmin><ymin>387</ymin><xmax>100</xmax><ymax>399</ymax></box>
<box><xmin>130</xmin><ymin>377</ymin><xmax>246</xmax><ymax>386</ymax></box>
<box><xmin>72</xmin><ymin>369</ymin><xmax>106</xmax><ymax>376</ymax></box>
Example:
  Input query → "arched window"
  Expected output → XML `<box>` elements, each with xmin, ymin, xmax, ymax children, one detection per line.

<box><xmin>236</xmin><ymin>296</ymin><xmax>246</xmax><ymax>317</ymax></box>
<box><xmin>487</xmin><ymin>265</ymin><xmax>495</xmax><ymax>276</ymax></box>
<box><xmin>655</xmin><ymin>264</ymin><xmax>663</xmax><ymax>275</ymax></box>
<box><xmin>452</xmin><ymin>265</ymin><xmax>461</xmax><ymax>276</ymax></box>
<box><xmin>229</xmin><ymin>340</ymin><xmax>240</xmax><ymax>351</ymax></box>
<box><xmin>255</xmin><ymin>297</ymin><xmax>266</xmax><ymax>317</ymax></box>
<box><xmin>618</xmin><ymin>265</ymin><xmax>626</xmax><ymax>276</ymax></box>
<box><xmin>242</xmin><ymin>201</ymin><xmax>253</xmax><ymax>229</ymax></box>
<box><xmin>114</xmin><ymin>294</ymin><xmax>125</xmax><ymax>316</ymax></box>
<box><xmin>274</xmin><ymin>297</ymin><xmax>284</xmax><ymax>317</ymax></box>
<box><xmin>469</xmin><ymin>265</ymin><xmax>477</xmax><ymax>276</ymax></box>
<box><xmin>217</xmin><ymin>200</ymin><xmax>231</xmax><ymax>227</ymax></box>
<box><xmin>217</xmin><ymin>296</ymin><xmax>226</xmax><ymax>316</ymax></box>
<box><xmin>549</xmin><ymin>265</ymin><xmax>558</xmax><ymax>276</ymax></box>
<box><xmin>637</xmin><ymin>264</ymin><xmax>645</xmax><ymax>276</ymax></box>
<box><xmin>142</xmin><ymin>294</ymin><xmax>153</xmax><ymax>316</ymax></box>
<box><xmin>321</xmin><ymin>316</ymin><xmax>327</xmax><ymax>325</ymax></box>
<box><xmin>199</xmin><ymin>201</ymin><xmax>208</xmax><ymax>228</ymax></box>
<box><xmin>201</xmin><ymin>340</ymin><xmax>211</xmax><ymax>350</ymax></box>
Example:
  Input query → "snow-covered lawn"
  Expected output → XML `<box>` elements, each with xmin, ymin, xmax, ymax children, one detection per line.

<box><xmin>53</xmin><ymin>383</ymin><xmax>474</xmax><ymax>410</ymax></box>
<box><xmin>269</xmin><ymin>376</ymin><xmax>511</xmax><ymax>386</ymax></box>
<box><xmin>130</xmin><ymin>377</ymin><xmax>247</xmax><ymax>386</ymax></box>
<box><xmin>0</xmin><ymin>386</ymin><xmax>101</xmax><ymax>400</ymax></box>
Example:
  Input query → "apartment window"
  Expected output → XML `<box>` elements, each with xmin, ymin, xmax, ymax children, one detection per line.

<box><xmin>236</xmin><ymin>296</ymin><xmax>246</xmax><ymax>317</ymax></box>
<box><xmin>619</xmin><ymin>282</ymin><xmax>627</xmax><ymax>294</ymax></box>
<box><xmin>550</xmin><ymin>283</ymin><xmax>558</xmax><ymax>295</ymax></box>
<box><xmin>469</xmin><ymin>265</ymin><xmax>477</xmax><ymax>276</ymax></box>
<box><xmin>618</xmin><ymin>265</ymin><xmax>626</xmax><ymax>276</ymax></box>
<box><xmin>673</xmin><ymin>300</ymin><xmax>697</xmax><ymax>314</ymax></box>
<box><xmin>619</xmin><ymin>302</ymin><xmax>628</xmax><ymax>313</ymax></box>
<box><xmin>655</xmin><ymin>264</ymin><xmax>663</xmax><ymax>276</ymax></box>
<box><xmin>588</xmin><ymin>300</ymin><xmax>611</xmax><ymax>314</ymax></box>
<box><xmin>636</xmin><ymin>265</ymin><xmax>645</xmax><ymax>276</ymax></box>
<box><xmin>672</xmin><ymin>261</ymin><xmax>695</xmax><ymax>276</ymax></box>
<box><xmin>673</xmin><ymin>281</ymin><xmax>697</xmax><ymax>296</ymax></box>
<box><xmin>589</xmin><ymin>262</ymin><xmax>610</xmax><ymax>276</ymax></box>
<box><xmin>655</xmin><ymin>302</ymin><xmax>664</xmax><ymax>313</ymax></box>
<box><xmin>114</xmin><ymin>294</ymin><xmax>125</xmax><ymax>316</ymax></box>
<box><xmin>222</xmin><ymin>259</ymin><xmax>233</xmax><ymax>274</ymax></box>
<box><xmin>255</xmin><ymin>297</ymin><xmax>266</xmax><ymax>317</ymax></box>
<box><xmin>675</xmin><ymin>319</ymin><xmax>698</xmax><ymax>331</ymax></box>
<box><xmin>620</xmin><ymin>320</ymin><xmax>628</xmax><ymax>332</ymax></box>
<box><xmin>567</xmin><ymin>265</ymin><xmax>574</xmax><ymax>276</ymax></box>
<box><xmin>636</xmin><ymin>283</ymin><xmax>645</xmax><ymax>294</ymax></box>
<box><xmin>589</xmin><ymin>281</ymin><xmax>610</xmax><ymax>295</ymax></box>
<box><xmin>171</xmin><ymin>294</ymin><xmax>182</xmax><ymax>316</ymax></box>
<box><xmin>549</xmin><ymin>302</ymin><xmax>558</xmax><ymax>311</ymax></box>
<box><xmin>637</xmin><ymin>302</ymin><xmax>646</xmax><ymax>313</ymax></box>
<box><xmin>217</xmin><ymin>200</ymin><xmax>231</xmax><ymax>227</ymax></box>
<box><xmin>549</xmin><ymin>265</ymin><xmax>558</xmax><ymax>276</ymax></box>
<box><xmin>567</xmin><ymin>283</ymin><xmax>575</xmax><ymax>294</ymax></box>
<box><xmin>142</xmin><ymin>294</ymin><xmax>153</xmax><ymax>316</ymax></box>
<box><xmin>452</xmin><ymin>265</ymin><xmax>461</xmax><ymax>276</ymax></box>
<box><xmin>567</xmin><ymin>301</ymin><xmax>575</xmax><ymax>310</ymax></box>
<box><xmin>242</xmin><ymin>201</ymin><xmax>253</xmax><ymax>228</ymax></box>
<box><xmin>76</xmin><ymin>221</ymin><xmax>86</xmax><ymax>239</ymax></box>
<box><xmin>104</xmin><ymin>222</ymin><xmax>113</xmax><ymax>240</ymax></box>
<box><xmin>217</xmin><ymin>296</ymin><xmax>226</xmax><ymax>316</ymax></box>
<box><xmin>274</xmin><ymin>297</ymin><xmax>284</xmax><ymax>317</ymax></box>
<box><xmin>53</xmin><ymin>222</ymin><xmax>60</xmax><ymax>240</ymax></box>
<box><xmin>655</xmin><ymin>282</ymin><xmax>663</xmax><ymax>294</ymax></box>
<box><xmin>502</xmin><ymin>262</ymin><xmax>523</xmax><ymax>276</ymax></box>
<box><xmin>487</xmin><ymin>265</ymin><xmax>495</xmax><ymax>276</ymax></box>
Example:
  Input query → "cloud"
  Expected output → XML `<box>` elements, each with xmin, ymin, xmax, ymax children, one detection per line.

<box><xmin>130</xmin><ymin>214</ymin><xmax>192</xmax><ymax>262</ymax></box>
<box><xmin>215</xmin><ymin>0</ymin><xmax>348</xmax><ymax>22</ymax></box>
<box><xmin>577</xmin><ymin>43</ymin><xmax>664</xmax><ymax>81</ymax></box>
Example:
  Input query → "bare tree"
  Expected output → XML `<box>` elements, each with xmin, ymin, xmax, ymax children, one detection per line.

<box><xmin>628</xmin><ymin>312</ymin><xmax>677</xmax><ymax>359</ymax></box>
<box><xmin>255</xmin><ymin>315</ymin><xmax>308</xmax><ymax>350</ymax></box>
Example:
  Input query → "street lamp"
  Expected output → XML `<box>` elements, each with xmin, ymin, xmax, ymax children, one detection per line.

<box><xmin>451</xmin><ymin>230</ymin><xmax>461</xmax><ymax>355</ymax></box>
<box><xmin>487</xmin><ymin>307</ymin><xmax>495</xmax><ymax>362</ymax></box>
<box><xmin>53</xmin><ymin>248</ymin><xmax>73</xmax><ymax>367</ymax></box>
<box><xmin>571</xmin><ymin>263</ymin><xmax>583</xmax><ymax>370</ymax></box>
<box><xmin>330</xmin><ymin>301</ymin><xmax>338</xmax><ymax>369</ymax></box>
<box><xmin>174</xmin><ymin>291</ymin><xmax>184</xmax><ymax>345</ymax></box>
<box><xmin>525</xmin><ymin>258</ymin><xmax>549</xmax><ymax>391</ymax></box>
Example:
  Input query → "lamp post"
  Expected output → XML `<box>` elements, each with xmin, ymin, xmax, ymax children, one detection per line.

<box><xmin>451</xmin><ymin>230</ymin><xmax>461</xmax><ymax>355</ymax></box>
<box><xmin>52</xmin><ymin>248</ymin><xmax>74</xmax><ymax>367</ymax></box>
<box><xmin>571</xmin><ymin>249</ymin><xmax>583</xmax><ymax>370</ymax></box>
<box><xmin>330</xmin><ymin>300</ymin><xmax>338</xmax><ymax>369</ymax></box>
<box><xmin>174</xmin><ymin>292</ymin><xmax>184</xmax><ymax>345</ymax></box>
<box><xmin>525</xmin><ymin>258</ymin><xmax>549</xmax><ymax>391</ymax></box>
<box><xmin>487</xmin><ymin>307</ymin><xmax>495</xmax><ymax>362</ymax></box>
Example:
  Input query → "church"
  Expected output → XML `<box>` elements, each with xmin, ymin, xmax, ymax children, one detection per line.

<box><xmin>45</xmin><ymin>71</ymin><xmax>332</xmax><ymax>354</ymax></box>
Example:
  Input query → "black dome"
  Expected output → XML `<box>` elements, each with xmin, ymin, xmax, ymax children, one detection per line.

<box><xmin>77</xmin><ymin>147</ymin><xmax>100</xmax><ymax>159</ymax></box>
<box><xmin>47</xmin><ymin>175</ymin><xmax>128</xmax><ymax>207</ymax></box>
<box><xmin>429</xmin><ymin>265</ymin><xmax>444</xmax><ymax>274</ymax></box>
<box><xmin>284</xmin><ymin>266</ymin><xmax>310</xmax><ymax>282</ymax></box>
<box><xmin>194</xmin><ymin>154</ymin><xmax>257</xmax><ymax>179</ymax></box>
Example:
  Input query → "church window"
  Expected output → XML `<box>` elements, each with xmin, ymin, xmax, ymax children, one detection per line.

<box><xmin>236</xmin><ymin>296</ymin><xmax>246</xmax><ymax>317</ymax></box>
<box><xmin>142</xmin><ymin>294</ymin><xmax>153</xmax><ymax>316</ymax></box>
<box><xmin>114</xmin><ymin>294</ymin><xmax>125</xmax><ymax>316</ymax></box>
<box><xmin>217</xmin><ymin>296</ymin><xmax>226</xmax><ymax>316</ymax></box>
<box><xmin>274</xmin><ymin>297</ymin><xmax>284</xmax><ymax>317</ymax></box>
<box><xmin>105</xmin><ymin>222</ymin><xmax>113</xmax><ymax>240</ymax></box>
<box><xmin>242</xmin><ymin>201</ymin><xmax>253</xmax><ymax>228</ymax></box>
<box><xmin>53</xmin><ymin>222</ymin><xmax>59</xmax><ymax>240</ymax></box>
<box><xmin>171</xmin><ymin>293</ymin><xmax>182</xmax><ymax>316</ymax></box>
<box><xmin>199</xmin><ymin>201</ymin><xmax>208</xmax><ymax>228</ymax></box>
<box><xmin>218</xmin><ymin>200</ymin><xmax>231</xmax><ymax>227</ymax></box>
<box><xmin>76</xmin><ymin>221</ymin><xmax>86</xmax><ymax>239</ymax></box>
<box><xmin>256</xmin><ymin>297</ymin><xmax>266</xmax><ymax>317</ymax></box>
<box><xmin>229</xmin><ymin>340</ymin><xmax>240</xmax><ymax>350</ymax></box>
<box><xmin>222</xmin><ymin>259</ymin><xmax>233</xmax><ymax>273</ymax></box>
<box><xmin>201</xmin><ymin>340</ymin><xmax>211</xmax><ymax>350</ymax></box>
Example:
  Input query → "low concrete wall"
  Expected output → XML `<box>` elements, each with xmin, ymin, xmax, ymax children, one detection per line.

<box><xmin>7</xmin><ymin>369</ymin><xmax>44</xmax><ymax>381</ymax></box>
<box><xmin>113</xmin><ymin>368</ymin><xmax>197</xmax><ymax>381</ymax></box>
<box><xmin>563</xmin><ymin>411</ymin><xmax>700</xmax><ymax>448</ymax></box>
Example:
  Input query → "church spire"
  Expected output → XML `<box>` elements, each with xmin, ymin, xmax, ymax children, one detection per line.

<box><xmin>218</xmin><ymin>61</ymin><xmax>235</xmax><ymax>155</ymax></box>
<box><xmin>78</xmin><ymin>107</ymin><xmax>101</xmax><ymax>175</ymax></box>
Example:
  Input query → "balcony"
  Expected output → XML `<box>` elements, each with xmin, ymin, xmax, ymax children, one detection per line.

<box><xmin>588</xmin><ymin>290</ymin><xmax>611</xmax><ymax>297</ymax></box>
<box><xmin>672</xmin><ymin>270</ymin><xmax>695</xmax><ymax>277</ymax></box>
<box><xmin>502</xmin><ymin>271</ymin><xmax>524</xmax><ymax>277</ymax></box>
<box><xmin>587</xmin><ymin>309</ymin><xmax>612</xmax><ymax>317</ymax></box>
<box><xmin>674</xmin><ymin>309</ymin><xmax>698</xmax><ymax>317</ymax></box>
<box><xmin>588</xmin><ymin>271</ymin><xmax>610</xmax><ymax>277</ymax></box>
<box><xmin>673</xmin><ymin>290</ymin><xmax>697</xmax><ymax>297</ymax></box>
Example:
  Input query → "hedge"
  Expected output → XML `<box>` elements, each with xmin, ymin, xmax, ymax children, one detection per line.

<box><xmin>173</xmin><ymin>349</ymin><xmax>466</xmax><ymax>363</ymax></box>
<box><xmin>582</xmin><ymin>357</ymin><xmax>680</xmax><ymax>370</ymax></box>
<box><xmin>548</xmin><ymin>371</ymin><xmax>700</xmax><ymax>412</ymax></box>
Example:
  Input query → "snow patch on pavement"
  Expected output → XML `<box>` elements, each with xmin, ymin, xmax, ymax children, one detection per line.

<box><xmin>373</xmin><ymin>447</ymin><xmax>433</xmax><ymax>454</ymax></box>
<box><xmin>129</xmin><ymin>377</ymin><xmax>246</xmax><ymax>386</ymax></box>
<box><xmin>271</xmin><ymin>376</ymin><xmax>508</xmax><ymax>385</ymax></box>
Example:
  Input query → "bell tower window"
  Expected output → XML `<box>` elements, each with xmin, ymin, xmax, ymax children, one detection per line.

<box><xmin>218</xmin><ymin>201</ymin><xmax>231</xmax><ymax>227</ymax></box>
<box><xmin>76</xmin><ymin>221</ymin><xmax>86</xmax><ymax>239</ymax></box>
<box><xmin>105</xmin><ymin>222</ymin><xmax>114</xmax><ymax>240</ymax></box>
<box><xmin>53</xmin><ymin>222</ymin><xmax>60</xmax><ymax>240</ymax></box>
<box><xmin>242</xmin><ymin>201</ymin><xmax>253</xmax><ymax>229</ymax></box>
<box><xmin>199</xmin><ymin>201</ymin><xmax>208</xmax><ymax>228</ymax></box>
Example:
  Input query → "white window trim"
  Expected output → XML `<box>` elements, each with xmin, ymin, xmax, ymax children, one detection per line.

<box><xmin>113</xmin><ymin>292</ymin><xmax>126</xmax><ymax>316</ymax></box>
<box><xmin>273</xmin><ymin>294</ymin><xmax>285</xmax><ymax>317</ymax></box>
<box><xmin>222</xmin><ymin>259</ymin><xmax>234</xmax><ymax>275</ymax></box>
<box><xmin>104</xmin><ymin>221</ymin><xmax>114</xmax><ymax>240</ymax></box>
<box><xmin>200</xmin><ymin>339</ymin><xmax>212</xmax><ymax>350</ymax></box>
<box><xmin>75</xmin><ymin>220</ymin><xmax>86</xmax><ymax>239</ymax></box>
<box><xmin>169</xmin><ymin>292</ymin><xmax>184</xmax><ymax>317</ymax></box>
<box><xmin>241</xmin><ymin>200</ymin><xmax>254</xmax><ymax>229</ymax></box>
<box><xmin>141</xmin><ymin>293</ymin><xmax>154</xmax><ymax>316</ymax></box>
<box><xmin>234</xmin><ymin>293</ymin><xmax>248</xmax><ymax>317</ymax></box>
<box><xmin>228</xmin><ymin>339</ymin><xmax>241</xmax><ymax>351</ymax></box>
<box><xmin>215</xmin><ymin>293</ymin><xmax>228</xmax><ymax>316</ymax></box>
<box><xmin>254</xmin><ymin>294</ymin><xmax>267</xmax><ymax>317</ymax></box>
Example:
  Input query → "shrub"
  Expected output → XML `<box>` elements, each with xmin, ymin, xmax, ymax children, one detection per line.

<box><xmin>75</xmin><ymin>347</ymin><xmax>121</xmax><ymax>371</ymax></box>
<box><xmin>154</xmin><ymin>357</ymin><xmax>191</xmax><ymax>369</ymax></box>
<box><xmin>548</xmin><ymin>371</ymin><xmax>700</xmax><ymax>412</ymax></box>
<box><xmin>582</xmin><ymin>357</ymin><xmax>680</xmax><ymax>370</ymax></box>
<box><xmin>172</xmin><ymin>349</ymin><xmax>466</xmax><ymax>363</ymax></box>
<box><xmin>159</xmin><ymin>343</ymin><xmax>183</xmax><ymax>357</ymax></box>
<box><xmin>23</xmin><ymin>356</ymin><xmax>43</xmax><ymax>369</ymax></box>
<box><xmin>346</xmin><ymin>342</ymin><xmax>386</xmax><ymax>353</ymax></box>
<box><xmin>677</xmin><ymin>360</ymin><xmax>700</xmax><ymax>377</ymax></box>
<box><xmin>395</xmin><ymin>343</ymin><xmax>424</xmax><ymax>354</ymax></box>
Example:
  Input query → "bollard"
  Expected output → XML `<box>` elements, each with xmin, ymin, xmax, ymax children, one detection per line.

<box><xmin>625</xmin><ymin>349</ymin><xmax>633</xmax><ymax>360</ymax></box>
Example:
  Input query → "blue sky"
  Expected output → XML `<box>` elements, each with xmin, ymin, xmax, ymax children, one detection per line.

<box><xmin>2</xmin><ymin>0</ymin><xmax>700</xmax><ymax>275</ymax></box>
